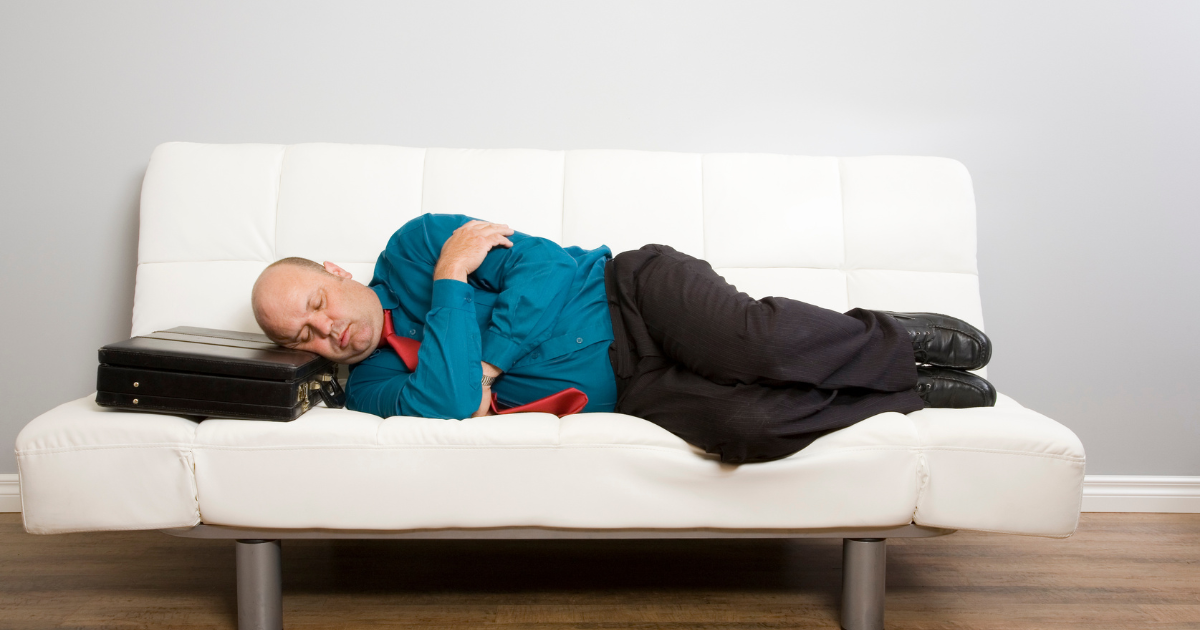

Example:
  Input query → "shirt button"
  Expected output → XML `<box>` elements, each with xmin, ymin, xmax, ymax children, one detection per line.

<box><xmin>408</xmin><ymin>329</ymin><xmax>416</xmax><ymax>336</ymax></box>
<box><xmin>576</xmin><ymin>338</ymin><xmax>583</xmax><ymax>343</ymax></box>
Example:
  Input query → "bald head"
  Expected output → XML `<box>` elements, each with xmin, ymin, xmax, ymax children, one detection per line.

<box><xmin>251</xmin><ymin>257</ymin><xmax>329</xmax><ymax>329</ymax></box>
<box><xmin>267</xmin><ymin>256</ymin><xmax>327</xmax><ymax>275</ymax></box>
<box><xmin>251</xmin><ymin>258</ymin><xmax>384</xmax><ymax>364</ymax></box>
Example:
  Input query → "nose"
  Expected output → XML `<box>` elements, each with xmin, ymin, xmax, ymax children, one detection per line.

<box><xmin>313</xmin><ymin>313</ymin><xmax>335</xmax><ymax>338</ymax></box>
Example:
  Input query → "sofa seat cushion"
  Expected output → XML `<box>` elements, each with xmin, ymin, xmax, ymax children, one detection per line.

<box><xmin>15</xmin><ymin>397</ymin><xmax>201</xmax><ymax>534</ymax></box>
<box><xmin>190</xmin><ymin>407</ymin><xmax>924</xmax><ymax>531</ymax></box>
<box><xmin>15</xmin><ymin>394</ymin><xmax>1083</xmax><ymax>537</ymax></box>
<box><xmin>907</xmin><ymin>396</ymin><xmax>1085</xmax><ymax>537</ymax></box>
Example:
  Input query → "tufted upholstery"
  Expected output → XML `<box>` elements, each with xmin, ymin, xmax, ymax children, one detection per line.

<box><xmin>132</xmin><ymin>144</ymin><xmax>984</xmax><ymax>352</ymax></box>
<box><xmin>15</xmin><ymin>143</ymin><xmax>1085</xmax><ymax>537</ymax></box>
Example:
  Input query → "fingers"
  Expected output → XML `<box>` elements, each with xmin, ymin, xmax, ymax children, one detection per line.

<box><xmin>471</xmin><ymin>387</ymin><xmax>493</xmax><ymax>418</ymax></box>
<box><xmin>456</xmin><ymin>221</ymin><xmax>514</xmax><ymax>248</ymax></box>
<box><xmin>490</xmin><ymin>224</ymin><xmax>514</xmax><ymax>248</ymax></box>
<box><xmin>487</xmin><ymin>223</ymin><xmax>515</xmax><ymax>248</ymax></box>
<box><xmin>461</xmin><ymin>220</ymin><xmax>512</xmax><ymax>234</ymax></box>
<box><xmin>436</xmin><ymin>221</ymin><xmax>516</xmax><ymax>279</ymax></box>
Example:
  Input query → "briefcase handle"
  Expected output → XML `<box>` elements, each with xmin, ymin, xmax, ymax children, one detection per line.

<box><xmin>313</xmin><ymin>369</ymin><xmax>346</xmax><ymax>409</ymax></box>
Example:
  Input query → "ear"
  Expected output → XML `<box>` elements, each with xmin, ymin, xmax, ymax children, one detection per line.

<box><xmin>323</xmin><ymin>261</ymin><xmax>353</xmax><ymax>280</ymax></box>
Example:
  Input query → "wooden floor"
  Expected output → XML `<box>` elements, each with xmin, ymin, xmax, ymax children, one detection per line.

<box><xmin>0</xmin><ymin>513</ymin><xmax>1197</xmax><ymax>629</ymax></box>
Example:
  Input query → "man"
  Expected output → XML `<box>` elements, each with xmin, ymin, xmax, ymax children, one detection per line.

<box><xmin>252</xmin><ymin>214</ymin><xmax>995</xmax><ymax>464</ymax></box>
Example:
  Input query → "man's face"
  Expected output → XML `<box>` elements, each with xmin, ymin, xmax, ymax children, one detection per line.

<box><xmin>253</xmin><ymin>262</ymin><xmax>383</xmax><ymax>364</ymax></box>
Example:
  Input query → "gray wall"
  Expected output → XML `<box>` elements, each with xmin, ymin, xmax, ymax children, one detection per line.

<box><xmin>2</xmin><ymin>1</ymin><xmax>1197</xmax><ymax>475</ymax></box>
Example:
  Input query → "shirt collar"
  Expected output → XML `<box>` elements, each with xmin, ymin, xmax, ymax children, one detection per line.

<box><xmin>370</xmin><ymin>282</ymin><xmax>399</xmax><ymax>311</ymax></box>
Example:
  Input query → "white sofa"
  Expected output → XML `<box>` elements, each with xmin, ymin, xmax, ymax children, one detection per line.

<box><xmin>15</xmin><ymin>143</ymin><xmax>1086</xmax><ymax>630</ymax></box>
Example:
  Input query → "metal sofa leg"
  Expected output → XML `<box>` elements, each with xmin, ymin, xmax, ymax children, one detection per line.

<box><xmin>840</xmin><ymin>538</ymin><xmax>886</xmax><ymax>630</ymax></box>
<box><xmin>235</xmin><ymin>539</ymin><xmax>282</xmax><ymax>630</ymax></box>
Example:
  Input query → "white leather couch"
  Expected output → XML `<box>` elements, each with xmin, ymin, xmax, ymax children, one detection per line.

<box><xmin>15</xmin><ymin>143</ymin><xmax>1086</xmax><ymax>630</ymax></box>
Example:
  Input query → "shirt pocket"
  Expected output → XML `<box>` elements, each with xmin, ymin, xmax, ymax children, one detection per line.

<box><xmin>391</xmin><ymin>315</ymin><xmax>425</xmax><ymax>342</ymax></box>
<box><xmin>512</xmin><ymin>324</ymin><xmax>615</xmax><ymax>368</ymax></box>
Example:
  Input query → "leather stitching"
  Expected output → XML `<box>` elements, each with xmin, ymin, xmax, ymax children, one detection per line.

<box><xmin>917</xmin><ymin>446</ymin><xmax>1084</xmax><ymax>461</ymax></box>
<box><xmin>17</xmin><ymin>443</ymin><xmax>196</xmax><ymax>455</ymax></box>
<box><xmin>17</xmin><ymin>442</ymin><xmax>1083</xmax><ymax>461</ymax></box>
<box><xmin>271</xmin><ymin>145</ymin><xmax>287</xmax><ymax>261</ymax></box>
<box><xmin>24</xmin><ymin>519</ymin><xmax>203</xmax><ymax>536</ymax></box>
<box><xmin>910</xmin><ymin>522</ymin><xmax>1078</xmax><ymax>539</ymax></box>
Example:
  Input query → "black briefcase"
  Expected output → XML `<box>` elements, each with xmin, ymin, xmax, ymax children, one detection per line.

<box><xmin>95</xmin><ymin>326</ymin><xmax>345</xmax><ymax>421</ymax></box>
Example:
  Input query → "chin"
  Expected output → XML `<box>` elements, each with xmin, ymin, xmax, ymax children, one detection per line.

<box><xmin>340</xmin><ymin>340</ymin><xmax>366</xmax><ymax>364</ymax></box>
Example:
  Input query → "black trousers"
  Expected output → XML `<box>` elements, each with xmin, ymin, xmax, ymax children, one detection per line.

<box><xmin>605</xmin><ymin>244</ymin><xmax>924</xmax><ymax>464</ymax></box>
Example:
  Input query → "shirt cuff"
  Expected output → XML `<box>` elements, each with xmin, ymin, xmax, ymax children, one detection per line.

<box><xmin>430</xmin><ymin>279</ymin><xmax>476</xmax><ymax>313</ymax></box>
<box><xmin>481</xmin><ymin>331</ymin><xmax>522</xmax><ymax>373</ymax></box>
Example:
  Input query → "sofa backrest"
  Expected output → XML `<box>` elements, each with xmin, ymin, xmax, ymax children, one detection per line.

<box><xmin>133</xmin><ymin>143</ymin><xmax>983</xmax><ymax>343</ymax></box>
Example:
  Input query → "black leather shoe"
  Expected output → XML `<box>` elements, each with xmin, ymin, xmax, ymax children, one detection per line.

<box><xmin>880</xmin><ymin>311</ymin><xmax>992</xmax><ymax>370</ymax></box>
<box><xmin>915</xmin><ymin>367</ymin><xmax>997</xmax><ymax>408</ymax></box>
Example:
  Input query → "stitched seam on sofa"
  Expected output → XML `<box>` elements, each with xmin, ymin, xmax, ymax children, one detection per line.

<box><xmin>20</xmin><ymin>442</ymin><xmax>947</xmax><ymax>458</ymax></box>
<box><xmin>186</xmin><ymin>443</ymin><xmax>921</xmax><ymax>453</ymax></box>
<box><xmin>189</xmin><ymin>444</ymin><xmax>720</xmax><ymax>454</ymax></box>
<box><xmin>918</xmin><ymin>446</ymin><xmax>1086</xmax><ymax>462</ymax></box>
<box><xmin>272</xmin><ymin>145</ymin><xmax>287</xmax><ymax>259</ymax></box>
<box><xmin>559</xmin><ymin>150</ymin><xmax>567</xmax><ymax>244</ymax></box>
<box><xmin>1077</xmin><ymin>462</ymin><xmax>1088</xmax><ymax>515</ymax></box>
<box><xmin>699</xmin><ymin>153</ymin><xmax>706</xmax><ymax>260</ymax></box>
<box><xmin>906</xmin><ymin>412</ymin><xmax>927</xmax><ymax>523</ymax></box>
<box><xmin>695</xmin><ymin>266</ymin><xmax>980</xmax><ymax>277</ymax></box>
<box><xmin>16</xmin><ymin>443</ymin><xmax>197</xmax><ymax>456</ymax></box>
<box><xmin>837</xmin><ymin>157</ymin><xmax>849</xmax><ymax>276</ymax></box>
<box><xmin>910</xmin><ymin>521</ymin><xmax>1076</xmax><ymax>539</ymax></box>
<box><xmin>16</xmin><ymin>459</ymin><xmax>28</xmax><ymax>529</ymax></box>
<box><xmin>24</xmin><ymin>518</ymin><xmax>203</xmax><ymax>536</ymax></box>
<box><xmin>418</xmin><ymin>147</ymin><xmax>429</xmax><ymax>218</ymax></box>
<box><xmin>137</xmin><ymin>259</ymin><xmax>383</xmax><ymax>266</ymax></box>
<box><xmin>133</xmin><ymin>262</ymin><xmax>982</xmax><ymax>276</ymax></box>
<box><xmin>850</xmin><ymin>267</ymin><xmax>979</xmax><ymax>277</ymax></box>
<box><xmin>183</xmin><ymin>447</ymin><xmax>200</xmax><ymax>516</ymax></box>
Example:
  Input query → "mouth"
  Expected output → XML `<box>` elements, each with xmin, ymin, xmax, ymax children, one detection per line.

<box><xmin>339</xmin><ymin>325</ymin><xmax>350</xmax><ymax>349</ymax></box>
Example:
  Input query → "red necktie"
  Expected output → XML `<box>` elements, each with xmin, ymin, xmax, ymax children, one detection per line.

<box><xmin>379</xmin><ymin>310</ymin><xmax>589</xmax><ymax>418</ymax></box>
<box><xmin>380</xmin><ymin>310</ymin><xmax>422</xmax><ymax>371</ymax></box>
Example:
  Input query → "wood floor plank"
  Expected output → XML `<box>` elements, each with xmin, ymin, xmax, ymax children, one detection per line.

<box><xmin>0</xmin><ymin>513</ymin><xmax>1196</xmax><ymax>629</ymax></box>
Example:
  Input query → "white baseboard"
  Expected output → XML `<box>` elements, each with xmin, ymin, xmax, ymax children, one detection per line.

<box><xmin>0</xmin><ymin>473</ymin><xmax>1195</xmax><ymax>515</ymax></box>
<box><xmin>0</xmin><ymin>474</ymin><xmax>20</xmax><ymax>513</ymax></box>
<box><xmin>1082</xmin><ymin>475</ymin><xmax>1200</xmax><ymax>513</ymax></box>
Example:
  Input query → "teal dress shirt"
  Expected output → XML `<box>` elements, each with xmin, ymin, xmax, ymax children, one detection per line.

<box><xmin>345</xmin><ymin>213</ymin><xmax>618</xmax><ymax>419</ymax></box>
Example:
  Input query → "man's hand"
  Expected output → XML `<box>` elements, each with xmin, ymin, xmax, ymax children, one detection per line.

<box><xmin>434</xmin><ymin>220</ymin><xmax>515</xmax><ymax>282</ymax></box>
<box><xmin>471</xmin><ymin>385</ymin><xmax>494</xmax><ymax>417</ymax></box>
<box><xmin>470</xmin><ymin>361</ymin><xmax>503</xmax><ymax>418</ymax></box>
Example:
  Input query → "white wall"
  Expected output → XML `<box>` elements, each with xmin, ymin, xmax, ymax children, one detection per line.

<box><xmin>1</xmin><ymin>0</ymin><xmax>1197</xmax><ymax>475</ymax></box>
